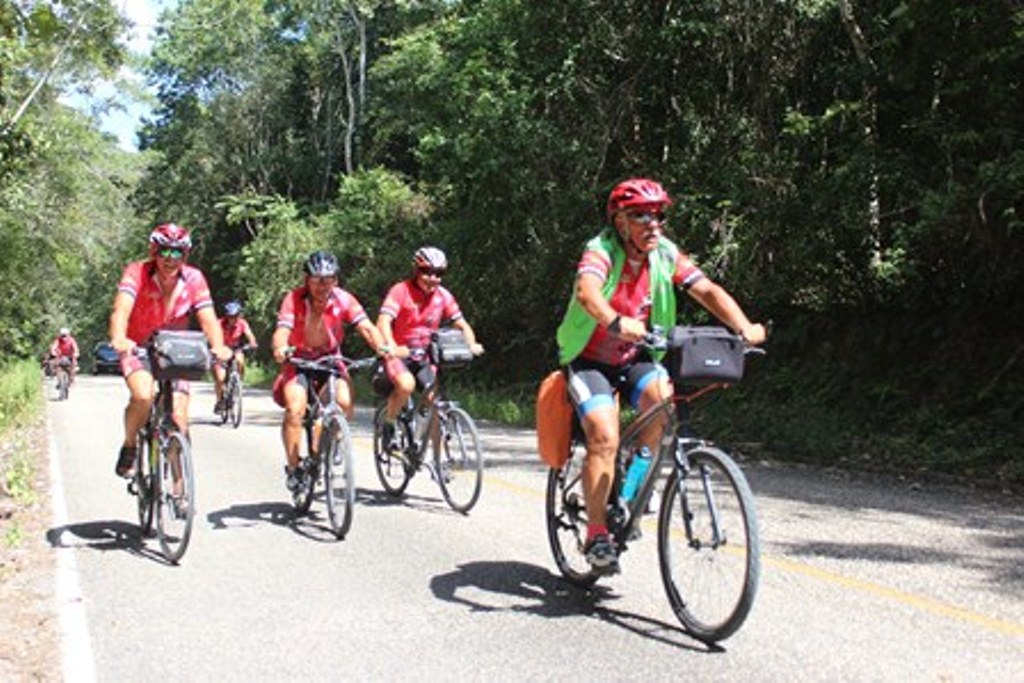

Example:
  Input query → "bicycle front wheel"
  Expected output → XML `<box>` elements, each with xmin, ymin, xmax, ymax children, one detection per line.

<box><xmin>57</xmin><ymin>371</ymin><xmax>69</xmax><ymax>400</ymax></box>
<box><xmin>657</xmin><ymin>445</ymin><xmax>760</xmax><ymax>643</ymax></box>
<box><xmin>373</xmin><ymin>404</ymin><xmax>412</xmax><ymax>496</ymax></box>
<box><xmin>322</xmin><ymin>416</ymin><xmax>355</xmax><ymax>539</ymax></box>
<box><xmin>228</xmin><ymin>375</ymin><xmax>243</xmax><ymax>428</ymax></box>
<box><xmin>435</xmin><ymin>407</ymin><xmax>483</xmax><ymax>514</ymax></box>
<box><xmin>135</xmin><ymin>429</ymin><xmax>155</xmax><ymax>536</ymax></box>
<box><xmin>545</xmin><ymin>441</ymin><xmax>598</xmax><ymax>587</ymax></box>
<box><xmin>155</xmin><ymin>431</ymin><xmax>196</xmax><ymax>564</ymax></box>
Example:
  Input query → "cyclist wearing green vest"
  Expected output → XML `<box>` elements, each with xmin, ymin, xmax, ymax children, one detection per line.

<box><xmin>557</xmin><ymin>178</ymin><xmax>767</xmax><ymax>573</ymax></box>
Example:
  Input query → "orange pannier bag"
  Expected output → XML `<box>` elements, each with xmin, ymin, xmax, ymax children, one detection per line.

<box><xmin>536</xmin><ymin>369</ymin><xmax>573</xmax><ymax>469</ymax></box>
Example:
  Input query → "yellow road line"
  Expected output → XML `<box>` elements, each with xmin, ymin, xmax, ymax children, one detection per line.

<box><xmin>765</xmin><ymin>555</ymin><xmax>1024</xmax><ymax>638</ymax></box>
<box><xmin>483</xmin><ymin>472</ymin><xmax>1024</xmax><ymax>639</ymax></box>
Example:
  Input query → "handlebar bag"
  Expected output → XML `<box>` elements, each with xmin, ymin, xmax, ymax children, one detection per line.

<box><xmin>150</xmin><ymin>330</ymin><xmax>210</xmax><ymax>381</ymax></box>
<box><xmin>668</xmin><ymin>326</ymin><xmax>745</xmax><ymax>385</ymax></box>
<box><xmin>429</xmin><ymin>327</ymin><xmax>474</xmax><ymax>367</ymax></box>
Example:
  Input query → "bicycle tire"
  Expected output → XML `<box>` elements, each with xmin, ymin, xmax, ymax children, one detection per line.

<box><xmin>57</xmin><ymin>370</ymin><xmax>69</xmax><ymax>400</ymax></box>
<box><xmin>135</xmin><ymin>429</ymin><xmax>155</xmax><ymax>536</ymax></box>
<box><xmin>322</xmin><ymin>415</ymin><xmax>355</xmax><ymax>539</ymax></box>
<box><xmin>372</xmin><ymin>404</ymin><xmax>412</xmax><ymax>496</ymax></box>
<box><xmin>435</xmin><ymin>406</ymin><xmax>483</xmax><ymax>513</ymax></box>
<box><xmin>155</xmin><ymin>431</ymin><xmax>196</xmax><ymax>564</ymax></box>
<box><xmin>545</xmin><ymin>440</ymin><xmax>599</xmax><ymax>587</ymax></box>
<box><xmin>657</xmin><ymin>445</ymin><xmax>760</xmax><ymax>643</ymax></box>
<box><xmin>228</xmin><ymin>374</ymin><xmax>243</xmax><ymax>428</ymax></box>
<box><xmin>218</xmin><ymin>392</ymin><xmax>229</xmax><ymax>424</ymax></box>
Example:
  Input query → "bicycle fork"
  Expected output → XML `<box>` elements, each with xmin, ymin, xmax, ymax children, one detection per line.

<box><xmin>671</xmin><ymin>437</ymin><xmax>727</xmax><ymax>550</ymax></box>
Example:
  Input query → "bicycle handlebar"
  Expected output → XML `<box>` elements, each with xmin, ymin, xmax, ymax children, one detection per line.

<box><xmin>284</xmin><ymin>349</ymin><xmax>377</xmax><ymax>375</ymax></box>
<box><xmin>639</xmin><ymin>324</ymin><xmax>770</xmax><ymax>357</ymax></box>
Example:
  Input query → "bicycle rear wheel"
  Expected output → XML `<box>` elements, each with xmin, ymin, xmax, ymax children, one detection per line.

<box><xmin>135</xmin><ymin>429</ymin><xmax>155</xmax><ymax>536</ymax></box>
<box><xmin>372</xmin><ymin>404</ymin><xmax>412</xmax><ymax>496</ymax></box>
<box><xmin>228</xmin><ymin>374</ymin><xmax>243</xmax><ymax>428</ymax></box>
<box><xmin>545</xmin><ymin>441</ymin><xmax>598</xmax><ymax>587</ymax></box>
<box><xmin>657</xmin><ymin>445</ymin><xmax>760</xmax><ymax>643</ymax></box>
<box><xmin>435</xmin><ymin>407</ymin><xmax>483</xmax><ymax>513</ymax></box>
<box><xmin>155</xmin><ymin>431</ymin><xmax>196</xmax><ymax>564</ymax></box>
<box><xmin>322</xmin><ymin>415</ymin><xmax>355</xmax><ymax>539</ymax></box>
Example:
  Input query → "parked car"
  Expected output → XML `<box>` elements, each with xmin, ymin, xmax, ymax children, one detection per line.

<box><xmin>92</xmin><ymin>342</ymin><xmax>120</xmax><ymax>375</ymax></box>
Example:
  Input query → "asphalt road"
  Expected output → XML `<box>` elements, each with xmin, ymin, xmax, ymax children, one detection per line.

<box><xmin>46</xmin><ymin>375</ymin><xmax>1024</xmax><ymax>681</ymax></box>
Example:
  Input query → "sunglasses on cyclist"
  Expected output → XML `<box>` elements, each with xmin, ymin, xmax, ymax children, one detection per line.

<box><xmin>308</xmin><ymin>275</ymin><xmax>337</xmax><ymax>285</ymax></box>
<box><xmin>158</xmin><ymin>247</ymin><xmax>186</xmax><ymax>260</ymax></box>
<box><xmin>418</xmin><ymin>267</ymin><xmax>446</xmax><ymax>277</ymax></box>
<box><xmin>625</xmin><ymin>211</ymin><xmax>667</xmax><ymax>226</ymax></box>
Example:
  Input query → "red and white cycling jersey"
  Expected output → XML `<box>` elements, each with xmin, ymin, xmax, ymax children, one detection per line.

<box><xmin>379</xmin><ymin>279</ymin><xmax>463</xmax><ymax>350</ymax></box>
<box><xmin>275</xmin><ymin>285</ymin><xmax>368</xmax><ymax>358</ymax></box>
<box><xmin>50</xmin><ymin>336</ymin><xmax>79</xmax><ymax>358</ymax></box>
<box><xmin>219</xmin><ymin>316</ymin><xmax>253</xmax><ymax>349</ymax></box>
<box><xmin>578</xmin><ymin>246</ymin><xmax>704</xmax><ymax>366</ymax></box>
<box><xmin>117</xmin><ymin>260</ymin><xmax>214</xmax><ymax>344</ymax></box>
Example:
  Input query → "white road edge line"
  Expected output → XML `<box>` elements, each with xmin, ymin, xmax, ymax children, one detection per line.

<box><xmin>47</xmin><ymin>416</ymin><xmax>97</xmax><ymax>683</ymax></box>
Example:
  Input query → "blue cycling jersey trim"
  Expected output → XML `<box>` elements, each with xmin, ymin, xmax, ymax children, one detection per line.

<box><xmin>578</xmin><ymin>393</ymin><xmax>615</xmax><ymax>418</ymax></box>
<box><xmin>631</xmin><ymin>367</ymin><xmax>668</xmax><ymax>408</ymax></box>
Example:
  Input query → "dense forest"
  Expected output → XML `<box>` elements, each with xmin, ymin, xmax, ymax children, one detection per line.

<box><xmin>2</xmin><ymin>0</ymin><xmax>1022</xmax><ymax>485</ymax></box>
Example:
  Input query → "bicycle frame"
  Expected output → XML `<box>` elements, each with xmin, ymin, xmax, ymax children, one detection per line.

<box><xmin>302</xmin><ymin>369</ymin><xmax>343</xmax><ymax>453</ymax></box>
<box><xmin>607</xmin><ymin>383</ymin><xmax>725</xmax><ymax>550</ymax></box>
<box><xmin>396</xmin><ymin>366</ymin><xmax>459</xmax><ymax>465</ymax></box>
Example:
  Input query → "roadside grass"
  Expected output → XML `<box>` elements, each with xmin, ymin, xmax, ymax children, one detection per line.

<box><xmin>0</xmin><ymin>360</ymin><xmax>44</xmax><ymax>548</ymax></box>
<box><xmin>242</xmin><ymin>361</ymin><xmax>272</xmax><ymax>388</ymax></box>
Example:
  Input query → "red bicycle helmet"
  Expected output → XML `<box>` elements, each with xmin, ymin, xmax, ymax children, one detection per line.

<box><xmin>149</xmin><ymin>223</ymin><xmax>193</xmax><ymax>255</ymax></box>
<box><xmin>606</xmin><ymin>178</ymin><xmax>672</xmax><ymax>221</ymax></box>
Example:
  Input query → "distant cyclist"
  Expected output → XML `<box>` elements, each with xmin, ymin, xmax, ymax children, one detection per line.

<box><xmin>270</xmin><ymin>250</ymin><xmax>389</xmax><ymax>493</ymax></box>
<box><xmin>374</xmin><ymin>246</ymin><xmax>484</xmax><ymax>452</ymax></box>
<box><xmin>108</xmin><ymin>223</ymin><xmax>231</xmax><ymax>478</ymax></box>
<box><xmin>212</xmin><ymin>299</ymin><xmax>258</xmax><ymax>412</ymax></box>
<box><xmin>49</xmin><ymin>327</ymin><xmax>80</xmax><ymax>384</ymax></box>
<box><xmin>557</xmin><ymin>178</ymin><xmax>766</xmax><ymax>572</ymax></box>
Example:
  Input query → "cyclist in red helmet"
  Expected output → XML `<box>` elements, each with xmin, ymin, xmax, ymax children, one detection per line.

<box><xmin>556</xmin><ymin>178</ymin><xmax>766</xmax><ymax>573</ymax></box>
<box><xmin>49</xmin><ymin>327</ymin><xmax>80</xmax><ymax>385</ymax></box>
<box><xmin>109</xmin><ymin>223</ymin><xmax>231</xmax><ymax>478</ymax></box>
<box><xmin>374</xmin><ymin>246</ymin><xmax>484</xmax><ymax>453</ymax></box>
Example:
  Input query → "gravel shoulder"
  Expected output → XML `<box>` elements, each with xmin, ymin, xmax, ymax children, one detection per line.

<box><xmin>0</xmin><ymin>420</ymin><xmax>60</xmax><ymax>682</ymax></box>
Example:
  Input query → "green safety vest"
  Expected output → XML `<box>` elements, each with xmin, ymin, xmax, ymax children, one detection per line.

<box><xmin>556</xmin><ymin>229</ymin><xmax>678</xmax><ymax>365</ymax></box>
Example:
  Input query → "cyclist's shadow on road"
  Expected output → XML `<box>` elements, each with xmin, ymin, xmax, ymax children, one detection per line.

<box><xmin>46</xmin><ymin>520</ymin><xmax>169</xmax><ymax>565</ymax></box>
<box><xmin>429</xmin><ymin>560</ymin><xmax>717</xmax><ymax>652</ymax></box>
<box><xmin>206</xmin><ymin>499</ymin><xmax>350</xmax><ymax>543</ymax></box>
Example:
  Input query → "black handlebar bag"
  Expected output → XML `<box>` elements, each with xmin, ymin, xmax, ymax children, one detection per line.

<box><xmin>429</xmin><ymin>328</ymin><xmax>474</xmax><ymax>367</ymax></box>
<box><xmin>667</xmin><ymin>326</ymin><xmax>745</xmax><ymax>385</ymax></box>
<box><xmin>150</xmin><ymin>330</ymin><xmax>211</xmax><ymax>381</ymax></box>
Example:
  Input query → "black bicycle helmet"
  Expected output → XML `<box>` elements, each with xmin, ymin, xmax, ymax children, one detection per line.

<box><xmin>304</xmin><ymin>250</ymin><xmax>339</xmax><ymax>277</ymax></box>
